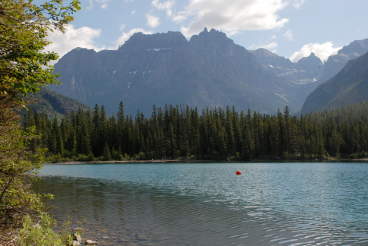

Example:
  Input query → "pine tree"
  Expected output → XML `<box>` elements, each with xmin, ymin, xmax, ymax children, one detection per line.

<box><xmin>103</xmin><ymin>142</ymin><xmax>112</xmax><ymax>161</ymax></box>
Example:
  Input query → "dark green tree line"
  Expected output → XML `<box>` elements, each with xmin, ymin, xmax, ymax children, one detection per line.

<box><xmin>23</xmin><ymin>102</ymin><xmax>368</xmax><ymax>162</ymax></box>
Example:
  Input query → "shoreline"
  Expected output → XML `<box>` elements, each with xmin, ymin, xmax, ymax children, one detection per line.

<box><xmin>47</xmin><ymin>158</ymin><xmax>368</xmax><ymax>165</ymax></box>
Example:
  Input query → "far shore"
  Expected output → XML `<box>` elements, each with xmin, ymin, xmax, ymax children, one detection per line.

<box><xmin>47</xmin><ymin>158</ymin><xmax>368</xmax><ymax>165</ymax></box>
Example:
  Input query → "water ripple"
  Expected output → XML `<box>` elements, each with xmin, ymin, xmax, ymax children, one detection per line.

<box><xmin>37</xmin><ymin>162</ymin><xmax>368</xmax><ymax>245</ymax></box>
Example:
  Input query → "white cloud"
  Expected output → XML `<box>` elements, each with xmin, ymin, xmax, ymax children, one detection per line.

<box><xmin>131</xmin><ymin>10</ymin><xmax>136</xmax><ymax>15</ymax></box>
<box><xmin>172</xmin><ymin>12</ymin><xmax>186</xmax><ymax>23</ymax></box>
<box><xmin>146</xmin><ymin>14</ymin><xmax>160</xmax><ymax>28</ymax></box>
<box><xmin>251</xmin><ymin>41</ymin><xmax>279</xmax><ymax>52</ymax></box>
<box><xmin>152</xmin><ymin>0</ymin><xmax>175</xmax><ymax>17</ymax></box>
<box><xmin>283</xmin><ymin>30</ymin><xmax>294</xmax><ymax>41</ymax></box>
<box><xmin>46</xmin><ymin>26</ymin><xmax>154</xmax><ymax>57</ymax></box>
<box><xmin>45</xmin><ymin>24</ymin><xmax>102</xmax><ymax>58</ymax></box>
<box><xmin>176</xmin><ymin>0</ymin><xmax>292</xmax><ymax>37</ymax></box>
<box><xmin>264</xmin><ymin>42</ymin><xmax>278</xmax><ymax>51</ymax></box>
<box><xmin>290</xmin><ymin>42</ymin><xmax>342</xmax><ymax>62</ymax></box>
<box><xmin>114</xmin><ymin>28</ymin><xmax>152</xmax><ymax>48</ymax></box>
<box><xmin>292</xmin><ymin>0</ymin><xmax>305</xmax><ymax>8</ymax></box>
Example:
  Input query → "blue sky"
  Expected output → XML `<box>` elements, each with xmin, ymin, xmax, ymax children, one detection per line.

<box><xmin>47</xmin><ymin>0</ymin><xmax>368</xmax><ymax>62</ymax></box>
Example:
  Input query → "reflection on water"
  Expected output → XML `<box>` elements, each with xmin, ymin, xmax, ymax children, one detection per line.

<box><xmin>37</xmin><ymin>163</ymin><xmax>368</xmax><ymax>246</ymax></box>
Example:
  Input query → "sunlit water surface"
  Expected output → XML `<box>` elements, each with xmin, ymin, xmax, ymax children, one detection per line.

<box><xmin>37</xmin><ymin>163</ymin><xmax>368</xmax><ymax>246</ymax></box>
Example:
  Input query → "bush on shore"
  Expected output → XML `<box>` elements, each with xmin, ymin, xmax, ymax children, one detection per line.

<box><xmin>17</xmin><ymin>213</ymin><xmax>72</xmax><ymax>246</ymax></box>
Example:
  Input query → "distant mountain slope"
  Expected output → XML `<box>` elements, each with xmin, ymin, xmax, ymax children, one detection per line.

<box><xmin>296</xmin><ymin>53</ymin><xmax>323</xmax><ymax>80</ymax></box>
<box><xmin>50</xmin><ymin>29</ymin><xmax>324</xmax><ymax>115</ymax></box>
<box><xmin>27</xmin><ymin>89</ymin><xmax>87</xmax><ymax>116</ymax></box>
<box><xmin>251</xmin><ymin>49</ymin><xmax>322</xmax><ymax>85</ymax></box>
<box><xmin>319</xmin><ymin>39</ymin><xmax>368</xmax><ymax>82</ymax></box>
<box><xmin>302</xmin><ymin>51</ymin><xmax>368</xmax><ymax>114</ymax></box>
<box><xmin>255</xmin><ymin>39</ymin><xmax>368</xmax><ymax>111</ymax></box>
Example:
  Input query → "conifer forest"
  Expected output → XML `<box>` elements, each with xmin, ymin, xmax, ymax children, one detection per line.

<box><xmin>23</xmin><ymin>102</ymin><xmax>368</xmax><ymax>162</ymax></box>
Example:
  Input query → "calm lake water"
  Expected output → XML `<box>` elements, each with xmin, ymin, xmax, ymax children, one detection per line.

<box><xmin>37</xmin><ymin>163</ymin><xmax>368</xmax><ymax>246</ymax></box>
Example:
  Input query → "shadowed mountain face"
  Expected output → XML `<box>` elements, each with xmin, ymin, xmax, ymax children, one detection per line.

<box><xmin>26</xmin><ymin>89</ymin><xmax>87</xmax><ymax>116</ymax></box>
<box><xmin>50</xmin><ymin>29</ymin><xmax>368</xmax><ymax>115</ymax></box>
<box><xmin>302</xmin><ymin>51</ymin><xmax>368</xmax><ymax>114</ymax></box>
<box><xmin>319</xmin><ymin>39</ymin><xmax>368</xmax><ymax>82</ymax></box>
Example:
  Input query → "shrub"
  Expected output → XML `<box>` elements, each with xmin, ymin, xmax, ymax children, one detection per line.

<box><xmin>17</xmin><ymin>213</ymin><xmax>72</xmax><ymax>246</ymax></box>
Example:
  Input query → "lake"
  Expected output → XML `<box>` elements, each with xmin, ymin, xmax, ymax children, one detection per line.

<box><xmin>37</xmin><ymin>162</ymin><xmax>368</xmax><ymax>246</ymax></box>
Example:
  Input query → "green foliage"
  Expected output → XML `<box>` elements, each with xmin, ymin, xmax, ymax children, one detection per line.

<box><xmin>0</xmin><ymin>0</ymin><xmax>80</xmax><ymax>240</ymax></box>
<box><xmin>24</xmin><ymin>101</ymin><xmax>368</xmax><ymax>162</ymax></box>
<box><xmin>0</xmin><ymin>0</ymin><xmax>80</xmax><ymax>99</ymax></box>
<box><xmin>0</xmin><ymin>107</ymin><xmax>48</xmax><ymax>226</ymax></box>
<box><xmin>17</xmin><ymin>213</ymin><xmax>72</xmax><ymax>246</ymax></box>
<box><xmin>102</xmin><ymin>143</ymin><xmax>112</xmax><ymax>161</ymax></box>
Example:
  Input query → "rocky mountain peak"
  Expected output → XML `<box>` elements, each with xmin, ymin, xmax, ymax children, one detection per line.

<box><xmin>253</xmin><ymin>48</ymin><xmax>279</xmax><ymax>57</ymax></box>
<box><xmin>319</xmin><ymin>39</ymin><xmax>368</xmax><ymax>82</ymax></box>
<box><xmin>57</xmin><ymin>48</ymin><xmax>97</xmax><ymax>68</ymax></box>
<box><xmin>297</xmin><ymin>52</ymin><xmax>323</xmax><ymax>66</ymax></box>
<box><xmin>189</xmin><ymin>28</ymin><xmax>235</xmax><ymax>49</ymax></box>
<box><xmin>120</xmin><ymin>31</ymin><xmax>188</xmax><ymax>51</ymax></box>
<box><xmin>62</xmin><ymin>47</ymin><xmax>96</xmax><ymax>58</ymax></box>
<box><xmin>302</xmin><ymin>51</ymin><xmax>368</xmax><ymax>114</ymax></box>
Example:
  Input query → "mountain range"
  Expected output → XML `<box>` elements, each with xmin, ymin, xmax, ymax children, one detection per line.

<box><xmin>49</xmin><ymin>28</ymin><xmax>368</xmax><ymax>115</ymax></box>
<box><xmin>302</xmin><ymin>51</ymin><xmax>368</xmax><ymax>114</ymax></box>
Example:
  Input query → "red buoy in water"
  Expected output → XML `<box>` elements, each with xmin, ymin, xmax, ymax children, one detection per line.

<box><xmin>235</xmin><ymin>170</ymin><xmax>242</xmax><ymax>175</ymax></box>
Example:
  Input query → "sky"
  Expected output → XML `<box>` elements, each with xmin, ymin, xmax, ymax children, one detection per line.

<box><xmin>46</xmin><ymin>0</ymin><xmax>368</xmax><ymax>62</ymax></box>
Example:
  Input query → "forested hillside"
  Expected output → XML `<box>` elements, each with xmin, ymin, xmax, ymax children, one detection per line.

<box><xmin>26</xmin><ymin>89</ymin><xmax>87</xmax><ymax>116</ymax></box>
<box><xmin>23</xmin><ymin>102</ymin><xmax>368</xmax><ymax>162</ymax></box>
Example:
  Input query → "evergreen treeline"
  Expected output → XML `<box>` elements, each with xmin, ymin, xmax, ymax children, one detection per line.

<box><xmin>23</xmin><ymin>102</ymin><xmax>368</xmax><ymax>162</ymax></box>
